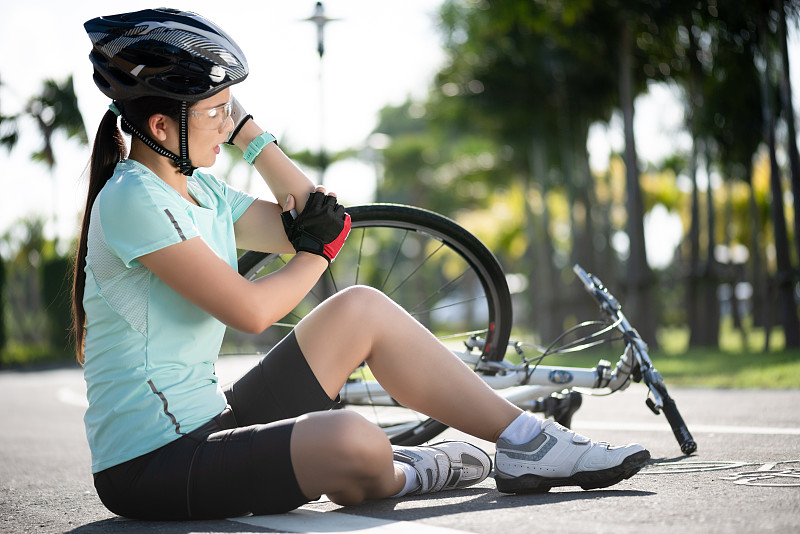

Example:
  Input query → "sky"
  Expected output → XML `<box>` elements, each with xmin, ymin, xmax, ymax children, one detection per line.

<box><xmin>1</xmin><ymin>1</ymin><xmax>798</xmax><ymax>267</ymax></box>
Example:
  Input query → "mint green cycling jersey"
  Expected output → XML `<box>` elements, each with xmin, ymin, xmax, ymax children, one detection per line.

<box><xmin>82</xmin><ymin>159</ymin><xmax>256</xmax><ymax>473</ymax></box>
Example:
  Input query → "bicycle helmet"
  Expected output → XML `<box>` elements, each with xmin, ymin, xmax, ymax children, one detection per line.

<box><xmin>85</xmin><ymin>8</ymin><xmax>248</xmax><ymax>174</ymax></box>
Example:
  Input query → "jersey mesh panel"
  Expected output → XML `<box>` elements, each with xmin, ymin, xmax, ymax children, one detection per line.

<box><xmin>86</xmin><ymin>201</ymin><xmax>149</xmax><ymax>336</ymax></box>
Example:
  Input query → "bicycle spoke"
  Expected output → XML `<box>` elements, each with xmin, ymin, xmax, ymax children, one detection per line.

<box><xmin>384</xmin><ymin>241</ymin><xmax>445</xmax><ymax>299</ymax></box>
<box><xmin>406</xmin><ymin>268</ymin><xmax>471</xmax><ymax>315</ymax></box>
<box><xmin>324</xmin><ymin>265</ymin><xmax>339</xmax><ymax>294</ymax></box>
<box><xmin>414</xmin><ymin>294</ymin><xmax>487</xmax><ymax>317</ymax></box>
<box><xmin>380</xmin><ymin>230</ymin><xmax>410</xmax><ymax>292</ymax></box>
<box><xmin>354</xmin><ymin>227</ymin><xmax>366</xmax><ymax>286</ymax></box>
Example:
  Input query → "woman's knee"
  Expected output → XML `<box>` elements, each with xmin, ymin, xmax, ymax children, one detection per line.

<box><xmin>326</xmin><ymin>285</ymin><xmax>394</xmax><ymax>324</ymax></box>
<box><xmin>323</xmin><ymin>411</ymin><xmax>390</xmax><ymax>468</ymax></box>
<box><xmin>294</xmin><ymin>411</ymin><xmax>391</xmax><ymax>474</ymax></box>
<box><xmin>291</xmin><ymin>411</ymin><xmax>393</xmax><ymax>502</ymax></box>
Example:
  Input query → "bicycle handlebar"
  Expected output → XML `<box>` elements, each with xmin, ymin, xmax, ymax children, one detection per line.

<box><xmin>662</xmin><ymin>397</ymin><xmax>698</xmax><ymax>455</ymax></box>
<box><xmin>573</xmin><ymin>264</ymin><xmax>697</xmax><ymax>455</ymax></box>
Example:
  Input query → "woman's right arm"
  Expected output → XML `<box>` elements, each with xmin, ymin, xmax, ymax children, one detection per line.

<box><xmin>138</xmin><ymin>236</ymin><xmax>328</xmax><ymax>334</ymax></box>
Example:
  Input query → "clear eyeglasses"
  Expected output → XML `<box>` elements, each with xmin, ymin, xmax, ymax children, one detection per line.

<box><xmin>189</xmin><ymin>101</ymin><xmax>232</xmax><ymax>130</ymax></box>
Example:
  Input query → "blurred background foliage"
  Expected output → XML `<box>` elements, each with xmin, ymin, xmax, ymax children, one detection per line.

<box><xmin>1</xmin><ymin>0</ymin><xmax>800</xmax><ymax>370</ymax></box>
<box><xmin>368</xmin><ymin>0</ymin><xmax>800</xmax><ymax>357</ymax></box>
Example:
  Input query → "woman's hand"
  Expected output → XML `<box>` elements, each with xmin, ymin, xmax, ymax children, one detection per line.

<box><xmin>282</xmin><ymin>187</ymin><xmax>351</xmax><ymax>263</ymax></box>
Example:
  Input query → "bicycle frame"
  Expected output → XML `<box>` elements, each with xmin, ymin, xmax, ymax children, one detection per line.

<box><xmin>339</xmin><ymin>345</ymin><xmax>628</xmax><ymax>410</ymax></box>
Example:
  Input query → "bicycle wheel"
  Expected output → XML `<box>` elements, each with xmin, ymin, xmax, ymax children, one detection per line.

<box><xmin>234</xmin><ymin>203</ymin><xmax>513</xmax><ymax>445</ymax></box>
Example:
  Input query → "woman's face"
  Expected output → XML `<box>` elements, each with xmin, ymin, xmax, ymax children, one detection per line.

<box><xmin>184</xmin><ymin>88</ymin><xmax>234</xmax><ymax>169</ymax></box>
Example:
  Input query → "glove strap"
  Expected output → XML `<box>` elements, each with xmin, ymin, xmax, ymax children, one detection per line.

<box><xmin>294</xmin><ymin>233</ymin><xmax>326</xmax><ymax>257</ymax></box>
<box><xmin>243</xmin><ymin>132</ymin><xmax>277</xmax><ymax>165</ymax></box>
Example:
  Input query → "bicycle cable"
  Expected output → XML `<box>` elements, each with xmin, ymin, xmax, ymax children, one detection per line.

<box><xmin>516</xmin><ymin>317</ymin><xmax>625</xmax><ymax>384</ymax></box>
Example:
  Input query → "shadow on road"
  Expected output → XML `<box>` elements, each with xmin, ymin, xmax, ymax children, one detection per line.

<box><xmin>336</xmin><ymin>486</ymin><xmax>657</xmax><ymax>522</ymax></box>
<box><xmin>64</xmin><ymin>517</ymin><xmax>273</xmax><ymax>533</ymax></box>
<box><xmin>63</xmin><ymin>487</ymin><xmax>656</xmax><ymax>533</ymax></box>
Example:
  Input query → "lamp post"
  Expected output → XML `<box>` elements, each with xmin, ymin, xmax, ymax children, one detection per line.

<box><xmin>303</xmin><ymin>2</ymin><xmax>339</xmax><ymax>184</ymax></box>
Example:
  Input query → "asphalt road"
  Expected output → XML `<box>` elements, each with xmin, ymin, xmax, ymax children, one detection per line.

<box><xmin>2</xmin><ymin>356</ymin><xmax>799</xmax><ymax>534</ymax></box>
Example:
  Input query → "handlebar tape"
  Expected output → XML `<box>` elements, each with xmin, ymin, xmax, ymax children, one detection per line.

<box><xmin>662</xmin><ymin>397</ymin><xmax>697</xmax><ymax>455</ymax></box>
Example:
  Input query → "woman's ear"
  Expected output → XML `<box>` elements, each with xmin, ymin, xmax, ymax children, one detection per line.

<box><xmin>147</xmin><ymin>114</ymin><xmax>171</xmax><ymax>142</ymax></box>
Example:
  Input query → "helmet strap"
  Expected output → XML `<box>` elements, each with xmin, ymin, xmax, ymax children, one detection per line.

<box><xmin>120</xmin><ymin>105</ymin><xmax>196</xmax><ymax>176</ymax></box>
<box><xmin>176</xmin><ymin>101</ymin><xmax>194</xmax><ymax>176</ymax></box>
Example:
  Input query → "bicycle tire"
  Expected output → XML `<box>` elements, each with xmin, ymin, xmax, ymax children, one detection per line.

<box><xmin>235</xmin><ymin>203</ymin><xmax>513</xmax><ymax>445</ymax></box>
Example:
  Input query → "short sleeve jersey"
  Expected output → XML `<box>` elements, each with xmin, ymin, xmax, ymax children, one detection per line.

<box><xmin>82</xmin><ymin>159</ymin><xmax>256</xmax><ymax>473</ymax></box>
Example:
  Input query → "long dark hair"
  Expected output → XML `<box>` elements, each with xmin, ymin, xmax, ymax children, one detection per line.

<box><xmin>71</xmin><ymin>97</ymin><xmax>182</xmax><ymax>363</ymax></box>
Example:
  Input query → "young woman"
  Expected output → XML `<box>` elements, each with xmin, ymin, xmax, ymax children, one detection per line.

<box><xmin>73</xmin><ymin>8</ymin><xmax>650</xmax><ymax>521</ymax></box>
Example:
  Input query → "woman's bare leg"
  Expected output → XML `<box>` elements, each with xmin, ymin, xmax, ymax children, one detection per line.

<box><xmin>289</xmin><ymin>410</ymin><xmax>405</xmax><ymax>506</ymax></box>
<box><xmin>294</xmin><ymin>285</ymin><xmax>521</xmax><ymax>443</ymax></box>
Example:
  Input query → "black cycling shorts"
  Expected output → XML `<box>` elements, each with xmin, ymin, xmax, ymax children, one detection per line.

<box><xmin>93</xmin><ymin>331</ymin><xmax>338</xmax><ymax>520</ymax></box>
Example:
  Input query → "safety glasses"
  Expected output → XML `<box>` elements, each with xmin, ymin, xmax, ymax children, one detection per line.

<box><xmin>189</xmin><ymin>101</ymin><xmax>232</xmax><ymax>130</ymax></box>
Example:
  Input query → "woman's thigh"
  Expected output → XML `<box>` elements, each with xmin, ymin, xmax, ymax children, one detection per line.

<box><xmin>223</xmin><ymin>330</ymin><xmax>338</xmax><ymax>426</ymax></box>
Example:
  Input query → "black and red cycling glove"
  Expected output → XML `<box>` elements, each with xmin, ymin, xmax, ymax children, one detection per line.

<box><xmin>281</xmin><ymin>191</ymin><xmax>351</xmax><ymax>263</ymax></box>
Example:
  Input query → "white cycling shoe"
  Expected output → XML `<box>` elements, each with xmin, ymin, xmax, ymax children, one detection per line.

<box><xmin>393</xmin><ymin>441</ymin><xmax>492</xmax><ymax>495</ymax></box>
<box><xmin>495</xmin><ymin>419</ymin><xmax>650</xmax><ymax>493</ymax></box>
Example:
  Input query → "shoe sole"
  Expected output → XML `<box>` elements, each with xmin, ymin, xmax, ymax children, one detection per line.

<box><xmin>495</xmin><ymin>449</ymin><xmax>651</xmax><ymax>494</ymax></box>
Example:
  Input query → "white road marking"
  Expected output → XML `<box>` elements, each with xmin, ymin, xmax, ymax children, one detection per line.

<box><xmin>56</xmin><ymin>387</ymin><xmax>799</xmax><ymax>436</ymax></box>
<box><xmin>231</xmin><ymin>508</ymin><xmax>469</xmax><ymax>533</ymax></box>
<box><xmin>57</xmin><ymin>387</ymin><xmax>88</xmax><ymax>408</ymax></box>
<box><xmin>573</xmin><ymin>421</ymin><xmax>800</xmax><ymax>435</ymax></box>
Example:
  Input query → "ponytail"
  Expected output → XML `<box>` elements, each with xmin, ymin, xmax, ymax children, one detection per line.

<box><xmin>71</xmin><ymin>97</ymin><xmax>183</xmax><ymax>363</ymax></box>
<box><xmin>71</xmin><ymin>109</ymin><xmax>126</xmax><ymax>364</ymax></box>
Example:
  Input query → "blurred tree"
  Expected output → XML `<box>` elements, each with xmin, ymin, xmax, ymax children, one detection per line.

<box><xmin>431</xmin><ymin>0</ymin><xmax>681</xmax><ymax>343</ymax></box>
<box><xmin>372</xmin><ymin>0</ymin><xmax>799</xmax><ymax>350</ymax></box>
<box><xmin>0</xmin><ymin>75</ymin><xmax>20</xmax><ymax>152</ymax></box>
<box><xmin>0</xmin><ymin>75</ymin><xmax>16</xmax><ymax>363</ymax></box>
<box><xmin>663</xmin><ymin>0</ymin><xmax>727</xmax><ymax>346</ymax></box>
<box><xmin>756</xmin><ymin>0</ymin><xmax>800</xmax><ymax>347</ymax></box>
<box><xmin>0</xmin><ymin>256</ymin><xmax>6</xmax><ymax>364</ymax></box>
<box><xmin>692</xmin><ymin>0</ymin><xmax>767</xmax><ymax>345</ymax></box>
<box><xmin>373</xmin><ymin>100</ymin><xmax>505</xmax><ymax>216</ymax></box>
<box><xmin>0</xmin><ymin>74</ymin><xmax>89</xmax><ymax>362</ymax></box>
<box><xmin>776</xmin><ymin>0</ymin><xmax>800</xmax><ymax>267</ymax></box>
<box><xmin>26</xmin><ymin>75</ymin><xmax>87</xmax><ymax>169</ymax></box>
<box><xmin>1</xmin><ymin>219</ymin><xmax>49</xmax><ymax>347</ymax></box>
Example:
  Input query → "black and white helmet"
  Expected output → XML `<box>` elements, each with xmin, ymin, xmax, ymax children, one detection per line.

<box><xmin>85</xmin><ymin>9</ymin><xmax>248</xmax><ymax>175</ymax></box>
<box><xmin>85</xmin><ymin>8</ymin><xmax>248</xmax><ymax>102</ymax></box>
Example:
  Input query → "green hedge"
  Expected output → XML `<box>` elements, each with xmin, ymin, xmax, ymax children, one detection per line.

<box><xmin>41</xmin><ymin>256</ymin><xmax>74</xmax><ymax>358</ymax></box>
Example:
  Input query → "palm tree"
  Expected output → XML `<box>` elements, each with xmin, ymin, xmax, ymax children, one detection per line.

<box><xmin>25</xmin><ymin>75</ymin><xmax>87</xmax><ymax>169</ymax></box>
<box><xmin>0</xmin><ymin>75</ymin><xmax>20</xmax><ymax>153</ymax></box>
